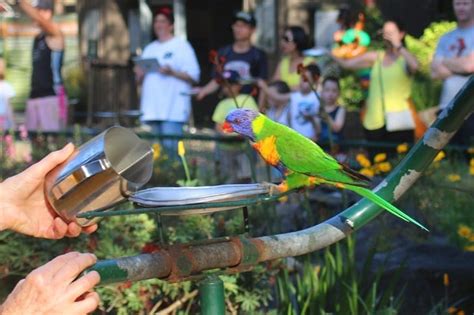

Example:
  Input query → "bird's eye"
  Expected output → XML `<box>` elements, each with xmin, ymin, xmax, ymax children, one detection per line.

<box><xmin>235</xmin><ymin>118</ymin><xmax>241</xmax><ymax>124</ymax></box>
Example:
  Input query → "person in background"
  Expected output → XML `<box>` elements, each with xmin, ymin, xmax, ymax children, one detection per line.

<box><xmin>319</xmin><ymin>76</ymin><xmax>346</xmax><ymax>144</ymax></box>
<box><xmin>196</xmin><ymin>11</ymin><xmax>268</xmax><ymax>100</ymax></box>
<box><xmin>212</xmin><ymin>70</ymin><xmax>258</xmax><ymax>183</ymax></box>
<box><xmin>18</xmin><ymin>0</ymin><xmax>68</xmax><ymax>131</ymax></box>
<box><xmin>258</xmin><ymin>80</ymin><xmax>292</xmax><ymax>181</ymax></box>
<box><xmin>263</xmin><ymin>80</ymin><xmax>291</xmax><ymax>126</ymax></box>
<box><xmin>0</xmin><ymin>144</ymin><xmax>100</xmax><ymax>314</ymax></box>
<box><xmin>0</xmin><ymin>58</ymin><xmax>16</xmax><ymax>130</ymax></box>
<box><xmin>135</xmin><ymin>7</ymin><xmax>200</xmax><ymax>155</ymax></box>
<box><xmin>258</xmin><ymin>64</ymin><xmax>321</xmax><ymax>141</ymax></box>
<box><xmin>272</xmin><ymin>26</ymin><xmax>315</xmax><ymax>90</ymax></box>
<box><xmin>431</xmin><ymin>0</ymin><xmax>474</xmax><ymax>146</ymax></box>
<box><xmin>332</xmin><ymin>19</ymin><xmax>419</xmax><ymax>146</ymax></box>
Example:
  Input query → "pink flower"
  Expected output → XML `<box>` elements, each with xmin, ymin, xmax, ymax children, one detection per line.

<box><xmin>19</xmin><ymin>124</ymin><xmax>28</xmax><ymax>141</ymax></box>
<box><xmin>5</xmin><ymin>134</ymin><xmax>15</xmax><ymax>159</ymax></box>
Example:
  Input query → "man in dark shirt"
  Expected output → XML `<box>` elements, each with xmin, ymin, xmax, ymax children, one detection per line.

<box><xmin>196</xmin><ymin>11</ymin><xmax>268</xmax><ymax>99</ymax></box>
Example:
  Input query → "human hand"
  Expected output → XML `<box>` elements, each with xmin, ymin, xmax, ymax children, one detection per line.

<box><xmin>302</xmin><ymin>112</ymin><xmax>315</xmax><ymax>120</ymax></box>
<box><xmin>256</xmin><ymin>79</ymin><xmax>268</xmax><ymax>91</ymax></box>
<box><xmin>1</xmin><ymin>252</ymin><xmax>100</xmax><ymax>315</ymax></box>
<box><xmin>195</xmin><ymin>87</ymin><xmax>207</xmax><ymax>101</ymax></box>
<box><xmin>159</xmin><ymin>65</ymin><xmax>174</xmax><ymax>76</ymax></box>
<box><xmin>0</xmin><ymin>143</ymin><xmax>98</xmax><ymax>239</ymax></box>
<box><xmin>134</xmin><ymin>66</ymin><xmax>145</xmax><ymax>82</ymax></box>
<box><xmin>383</xmin><ymin>32</ymin><xmax>402</xmax><ymax>50</ymax></box>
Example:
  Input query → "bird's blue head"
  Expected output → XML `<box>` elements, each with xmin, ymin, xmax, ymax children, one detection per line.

<box><xmin>222</xmin><ymin>109</ymin><xmax>259</xmax><ymax>141</ymax></box>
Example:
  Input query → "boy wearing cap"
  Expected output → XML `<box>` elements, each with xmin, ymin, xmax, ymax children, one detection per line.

<box><xmin>212</xmin><ymin>69</ymin><xmax>258</xmax><ymax>183</ymax></box>
<box><xmin>197</xmin><ymin>11</ymin><xmax>268</xmax><ymax>100</ymax></box>
<box><xmin>18</xmin><ymin>0</ymin><xmax>68</xmax><ymax>131</ymax></box>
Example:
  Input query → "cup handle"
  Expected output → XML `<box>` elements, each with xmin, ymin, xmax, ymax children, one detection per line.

<box><xmin>50</xmin><ymin>159</ymin><xmax>112</xmax><ymax>200</ymax></box>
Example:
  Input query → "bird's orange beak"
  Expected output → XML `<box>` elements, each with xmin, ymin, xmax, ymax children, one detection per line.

<box><xmin>221</xmin><ymin>121</ymin><xmax>234</xmax><ymax>133</ymax></box>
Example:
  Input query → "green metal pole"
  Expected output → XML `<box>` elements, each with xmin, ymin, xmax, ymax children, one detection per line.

<box><xmin>199</xmin><ymin>274</ymin><xmax>225</xmax><ymax>315</ymax></box>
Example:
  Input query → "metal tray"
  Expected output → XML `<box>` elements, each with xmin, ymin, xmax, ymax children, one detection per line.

<box><xmin>129</xmin><ymin>183</ymin><xmax>275</xmax><ymax>216</ymax></box>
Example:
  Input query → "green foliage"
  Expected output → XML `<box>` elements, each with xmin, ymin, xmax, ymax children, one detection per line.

<box><xmin>224</xmin><ymin>265</ymin><xmax>274</xmax><ymax>314</ymax></box>
<box><xmin>363</xmin><ymin>6</ymin><xmax>385</xmax><ymax>51</ymax></box>
<box><xmin>93</xmin><ymin>209</ymin><xmax>156</xmax><ymax>258</ymax></box>
<box><xmin>0</xmin><ymin>232</ymin><xmax>89</xmax><ymax>275</ymax></box>
<box><xmin>167</xmin><ymin>215</ymin><xmax>215</xmax><ymax>243</ymax></box>
<box><xmin>275</xmin><ymin>236</ymin><xmax>403</xmax><ymax>314</ymax></box>
<box><xmin>405</xmin><ymin>154</ymin><xmax>474</xmax><ymax>250</ymax></box>
<box><xmin>339</xmin><ymin>72</ymin><xmax>366</xmax><ymax>110</ymax></box>
<box><xmin>63</xmin><ymin>65</ymin><xmax>86</xmax><ymax>102</ymax></box>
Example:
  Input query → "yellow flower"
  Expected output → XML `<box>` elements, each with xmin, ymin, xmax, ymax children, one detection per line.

<box><xmin>434</xmin><ymin>151</ymin><xmax>445</xmax><ymax>162</ymax></box>
<box><xmin>458</xmin><ymin>224</ymin><xmax>472</xmax><ymax>239</ymax></box>
<box><xmin>397</xmin><ymin>143</ymin><xmax>408</xmax><ymax>154</ymax></box>
<box><xmin>359</xmin><ymin>168</ymin><xmax>374</xmax><ymax>177</ymax></box>
<box><xmin>152</xmin><ymin>143</ymin><xmax>161</xmax><ymax>161</ymax></box>
<box><xmin>378</xmin><ymin>161</ymin><xmax>392</xmax><ymax>173</ymax></box>
<box><xmin>356</xmin><ymin>154</ymin><xmax>371</xmax><ymax>168</ymax></box>
<box><xmin>469</xmin><ymin>234</ymin><xmax>474</xmax><ymax>242</ymax></box>
<box><xmin>314</xmin><ymin>265</ymin><xmax>321</xmax><ymax>276</ymax></box>
<box><xmin>447</xmin><ymin>174</ymin><xmax>461</xmax><ymax>182</ymax></box>
<box><xmin>465</xmin><ymin>245</ymin><xmax>474</xmax><ymax>252</ymax></box>
<box><xmin>447</xmin><ymin>306</ymin><xmax>457</xmax><ymax>314</ymax></box>
<box><xmin>178</xmin><ymin>140</ymin><xmax>186</xmax><ymax>157</ymax></box>
<box><xmin>443</xmin><ymin>273</ymin><xmax>449</xmax><ymax>287</ymax></box>
<box><xmin>470</xmin><ymin>158</ymin><xmax>474</xmax><ymax>167</ymax></box>
<box><xmin>374</xmin><ymin>153</ymin><xmax>387</xmax><ymax>163</ymax></box>
<box><xmin>467</xmin><ymin>147</ymin><xmax>474</xmax><ymax>154</ymax></box>
<box><xmin>470</xmin><ymin>166</ymin><xmax>474</xmax><ymax>176</ymax></box>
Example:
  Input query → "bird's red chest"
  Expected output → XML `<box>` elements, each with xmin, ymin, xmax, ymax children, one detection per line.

<box><xmin>252</xmin><ymin>135</ymin><xmax>280</xmax><ymax>166</ymax></box>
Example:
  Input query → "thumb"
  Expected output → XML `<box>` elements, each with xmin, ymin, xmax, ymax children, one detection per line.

<box><xmin>28</xmin><ymin>143</ymin><xmax>76</xmax><ymax>179</ymax></box>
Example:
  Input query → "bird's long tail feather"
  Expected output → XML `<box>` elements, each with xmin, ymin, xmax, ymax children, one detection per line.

<box><xmin>346</xmin><ymin>185</ymin><xmax>429</xmax><ymax>231</ymax></box>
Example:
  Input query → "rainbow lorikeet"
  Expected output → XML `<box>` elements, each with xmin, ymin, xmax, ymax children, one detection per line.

<box><xmin>222</xmin><ymin>109</ymin><xmax>428</xmax><ymax>231</ymax></box>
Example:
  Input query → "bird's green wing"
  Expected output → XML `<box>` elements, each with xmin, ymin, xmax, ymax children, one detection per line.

<box><xmin>259</xmin><ymin>117</ymin><xmax>367</xmax><ymax>186</ymax></box>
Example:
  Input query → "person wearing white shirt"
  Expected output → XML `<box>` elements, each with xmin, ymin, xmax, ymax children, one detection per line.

<box><xmin>258</xmin><ymin>64</ymin><xmax>321</xmax><ymax>141</ymax></box>
<box><xmin>0</xmin><ymin>58</ymin><xmax>16</xmax><ymax>130</ymax></box>
<box><xmin>135</xmin><ymin>7</ymin><xmax>200</xmax><ymax>154</ymax></box>
<box><xmin>431</xmin><ymin>0</ymin><xmax>474</xmax><ymax>146</ymax></box>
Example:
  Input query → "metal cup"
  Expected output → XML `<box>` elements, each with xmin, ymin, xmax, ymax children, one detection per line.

<box><xmin>45</xmin><ymin>126</ymin><xmax>153</xmax><ymax>226</ymax></box>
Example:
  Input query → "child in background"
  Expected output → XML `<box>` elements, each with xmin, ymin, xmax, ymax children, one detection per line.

<box><xmin>0</xmin><ymin>58</ymin><xmax>16</xmax><ymax>130</ymax></box>
<box><xmin>212</xmin><ymin>70</ymin><xmax>259</xmax><ymax>183</ymax></box>
<box><xmin>258</xmin><ymin>64</ymin><xmax>321</xmax><ymax>141</ymax></box>
<box><xmin>263</xmin><ymin>80</ymin><xmax>291</xmax><ymax>126</ymax></box>
<box><xmin>319</xmin><ymin>76</ymin><xmax>346</xmax><ymax>143</ymax></box>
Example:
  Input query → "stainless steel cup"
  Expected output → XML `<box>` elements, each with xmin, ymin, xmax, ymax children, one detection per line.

<box><xmin>45</xmin><ymin>126</ymin><xmax>153</xmax><ymax>226</ymax></box>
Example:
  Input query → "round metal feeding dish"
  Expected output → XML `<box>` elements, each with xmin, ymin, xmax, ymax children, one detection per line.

<box><xmin>129</xmin><ymin>183</ymin><xmax>275</xmax><ymax>215</ymax></box>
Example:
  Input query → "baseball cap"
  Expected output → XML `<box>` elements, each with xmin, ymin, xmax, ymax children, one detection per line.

<box><xmin>34</xmin><ymin>0</ymin><xmax>54</xmax><ymax>10</ymax></box>
<box><xmin>155</xmin><ymin>6</ymin><xmax>174</xmax><ymax>24</ymax></box>
<box><xmin>233</xmin><ymin>11</ymin><xmax>256</xmax><ymax>27</ymax></box>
